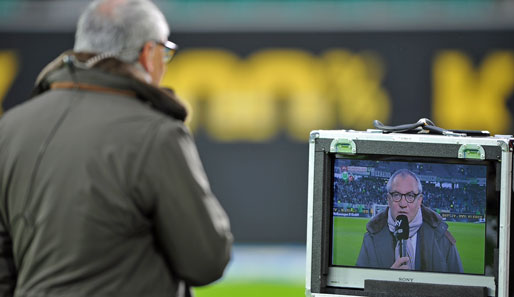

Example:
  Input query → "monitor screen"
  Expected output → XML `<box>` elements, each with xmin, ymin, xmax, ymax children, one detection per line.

<box><xmin>331</xmin><ymin>158</ymin><xmax>490</xmax><ymax>275</ymax></box>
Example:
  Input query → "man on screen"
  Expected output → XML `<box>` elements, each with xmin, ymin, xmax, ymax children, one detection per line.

<box><xmin>356</xmin><ymin>169</ymin><xmax>463</xmax><ymax>272</ymax></box>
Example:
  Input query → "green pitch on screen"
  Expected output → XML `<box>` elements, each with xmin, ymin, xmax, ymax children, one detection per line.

<box><xmin>332</xmin><ymin>217</ymin><xmax>485</xmax><ymax>274</ymax></box>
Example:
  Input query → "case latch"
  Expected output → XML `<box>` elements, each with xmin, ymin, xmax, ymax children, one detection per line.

<box><xmin>458</xmin><ymin>144</ymin><xmax>485</xmax><ymax>160</ymax></box>
<box><xmin>330</xmin><ymin>139</ymin><xmax>356</xmax><ymax>154</ymax></box>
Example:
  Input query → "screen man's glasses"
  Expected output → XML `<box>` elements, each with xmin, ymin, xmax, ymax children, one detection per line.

<box><xmin>388</xmin><ymin>192</ymin><xmax>421</xmax><ymax>203</ymax></box>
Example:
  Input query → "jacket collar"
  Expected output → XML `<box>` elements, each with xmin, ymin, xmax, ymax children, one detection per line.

<box><xmin>32</xmin><ymin>51</ymin><xmax>188</xmax><ymax>122</ymax></box>
<box><xmin>366</xmin><ymin>205</ymin><xmax>443</xmax><ymax>234</ymax></box>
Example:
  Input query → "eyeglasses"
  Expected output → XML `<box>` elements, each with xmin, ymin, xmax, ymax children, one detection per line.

<box><xmin>155</xmin><ymin>40</ymin><xmax>178</xmax><ymax>63</ymax></box>
<box><xmin>388</xmin><ymin>192</ymin><xmax>421</xmax><ymax>203</ymax></box>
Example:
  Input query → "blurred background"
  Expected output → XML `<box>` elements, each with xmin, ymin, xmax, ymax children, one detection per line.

<box><xmin>1</xmin><ymin>0</ymin><xmax>514</xmax><ymax>296</ymax></box>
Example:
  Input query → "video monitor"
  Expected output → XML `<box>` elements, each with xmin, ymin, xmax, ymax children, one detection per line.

<box><xmin>306</xmin><ymin>131</ymin><xmax>512</xmax><ymax>297</ymax></box>
<box><xmin>331</xmin><ymin>159</ymin><xmax>489</xmax><ymax>274</ymax></box>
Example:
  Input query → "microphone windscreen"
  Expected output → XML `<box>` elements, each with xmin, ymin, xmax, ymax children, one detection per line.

<box><xmin>395</xmin><ymin>215</ymin><xmax>410</xmax><ymax>240</ymax></box>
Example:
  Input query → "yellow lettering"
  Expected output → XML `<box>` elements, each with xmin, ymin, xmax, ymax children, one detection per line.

<box><xmin>322</xmin><ymin>50</ymin><xmax>390</xmax><ymax>130</ymax></box>
<box><xmin>161</xmin><ymin>49</ymin><xmax>241</xmax><ymax>133</ymax></box>
<box><xmin>0</xmin><ymin>51</ymin><xmax>19</xmax><ymax>115</ymax></box>
<box><xmin>161</xmin><ymin>48</ymin><xmax>391</xmax><ymax>141</ymax></box>
<box><xmin>246</xmin><ymin>49</ymin><xmax>334</xmax><ymax>141</ymax></box>
<box><xmin>433</xmin><ymin>51</ymin><xmax>514</xmax><ymax>134</ymax></box>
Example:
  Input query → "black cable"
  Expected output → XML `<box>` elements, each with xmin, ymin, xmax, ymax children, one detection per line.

<box><xmin>373</xmin><ymin>119</ymin><xmax>427</xmax><ymax>133</ymax></box>
<box><xmin>373</xmin><ymin>118</ymin><xmax>482</xmax><ymax>136</ymax></box>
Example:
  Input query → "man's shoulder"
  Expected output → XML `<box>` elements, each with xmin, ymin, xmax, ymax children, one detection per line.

<box><xmin>0</xmin><ymin>91</ymin><xmax>64</xmax><ymax>134</ymax></box>
<box><xmin>421</xmin><ymin>206</ymin><xmax>456</xmax><ymax>244</ymax></box>
<box><xmin>0</xmin><ymin>87</ymin><xmax>186</xmax><ymax>152</ymax></box>
<box><xmin>444</xmin><ymin>230</ymin><xmax>457</xmax><ymax>245</ymax></box>
<box><xmin>421</xmin><ymin>205</ymin><xmax>444</xmax><ymax>227</ymax></box>
<box><xmin>366</xmin><ymin>209</ymin><xmax>388</xmax><ymax>234</ymax></box>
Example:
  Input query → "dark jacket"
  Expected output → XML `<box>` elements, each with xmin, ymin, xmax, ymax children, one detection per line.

<box><xmin>356</xmin><ymin>206</ymin><xmax>463</xmax><ymax>273</ymax></box>
<box><xmin>0</xmin><ymin>52</ymin><xmax>233</xmax><ymax>297</ymax></box>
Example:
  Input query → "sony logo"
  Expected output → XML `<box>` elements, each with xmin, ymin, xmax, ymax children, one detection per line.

<box><xmin>398</xmin><ymin>277</ymin><xmax>414</xmax><ymax>282</ymax></box>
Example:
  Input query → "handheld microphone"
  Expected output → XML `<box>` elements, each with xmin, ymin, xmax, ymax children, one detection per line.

<box><xmin>394</xmin><ymin>215</ymin><xmax>409</xmax><ymax>258</ymax></box>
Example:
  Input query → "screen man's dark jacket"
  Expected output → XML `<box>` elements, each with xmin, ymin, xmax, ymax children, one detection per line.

<box><xmin>356</xmin><ymin>205</ymin><xmax>463</xmax><ymax>273</ymax></box>
<box><xmin>0</xmin><ymin>52</ymin><xmax>233</xmax><ymax>297</ymax></box>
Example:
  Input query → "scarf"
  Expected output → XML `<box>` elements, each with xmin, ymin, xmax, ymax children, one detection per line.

<box><xmin>387</xmin><ymin>207</ymin><xmax>423</xmax><ymax>269</ymax></box>
<box><xmin>32</xmin><ymin>51</ymin><xmax>189</xmax><ymax>122</ymax></box>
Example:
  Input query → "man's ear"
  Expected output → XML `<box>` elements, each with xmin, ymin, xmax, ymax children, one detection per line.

<box><xmin>138</xmin><ymin>41</ymin><xmax>155</xmax><ymax>73</ymax></box>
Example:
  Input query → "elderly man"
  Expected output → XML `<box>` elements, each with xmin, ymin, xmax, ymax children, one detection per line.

<box><xmin>0</xmin><ymin>0</ymin><xmax>232</xmax><ymax>296</ymax></box>
<box><xmin>356</xmin><ymin>169</ymin><xmax>463</xmax><ymax>273</ymax></box>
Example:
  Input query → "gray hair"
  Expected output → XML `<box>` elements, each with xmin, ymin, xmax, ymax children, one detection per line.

<box><xmin>74</xmin><ymin>0</ymin><xmax>170</xmax><ymax>63</ymax></box>
<box><xmin>386</xmin><ymin>169</ymin><xmax>423</xmax><ymax>194</ymax></box>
